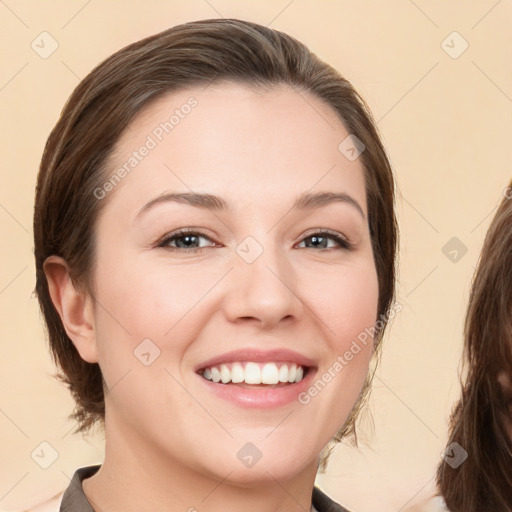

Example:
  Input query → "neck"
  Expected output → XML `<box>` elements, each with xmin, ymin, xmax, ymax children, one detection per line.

<box><xmin>82</xmin><ymin>418</ymin><xmax>319</xmax><ymax>512</ymax></box>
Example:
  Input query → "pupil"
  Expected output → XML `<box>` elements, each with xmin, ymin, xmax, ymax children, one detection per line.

<box><xmin>179</xmin><ymin>235</ymin><xmax>197</xmax><ymax>248</ymax></box>
<box><xmin>311</xmin><ymin>236</ymin><xmax>326</xmax><ymax>248</ymax></box>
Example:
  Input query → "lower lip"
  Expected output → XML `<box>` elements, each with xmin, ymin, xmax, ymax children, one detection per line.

<box><xmin>197</xmin><ymin>369</ymin><xmax>316</xmax><ymax>408</ymax></box>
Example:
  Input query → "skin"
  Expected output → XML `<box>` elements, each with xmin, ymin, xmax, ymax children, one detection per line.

<box><xmin>45</xmin><ymin>83</ymin><xmax>379</xmax><ymax>512</ymax></box>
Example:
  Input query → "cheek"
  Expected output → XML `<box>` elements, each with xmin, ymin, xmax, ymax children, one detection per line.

<box><xmin>301</xmin><ymin>260</ymin><xmax>379</xmax><ymax>404</ymax></box>
<box><xmin>308</xmin><ymin>260</ymin><xmax>379</xmax><ymax>349</ymax></box>
<box><xmin>90</xmin><ymin>254</ymin><xmax>225</xmax><ymax>388</ymax></box>
<box><xmin>93</xmin><ymin>254</ymin><xmax>209</xmax><ymax>336</ymax></box>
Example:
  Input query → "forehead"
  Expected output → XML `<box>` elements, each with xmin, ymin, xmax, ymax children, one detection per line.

<box><xmin>102</xmin><ymin>82</ymin><xmax>367</xmax><ymax>218</ymax></box>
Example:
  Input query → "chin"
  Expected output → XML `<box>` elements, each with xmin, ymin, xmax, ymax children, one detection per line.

<box><xmin>194</xmin><ymin>437</ymin><xmax>318</xmax><ymax>488</ymax></box>
<box><xmin>210</xmin><ymin>459</ymin><xmax>314</xmax><ymax>488</ymax></box>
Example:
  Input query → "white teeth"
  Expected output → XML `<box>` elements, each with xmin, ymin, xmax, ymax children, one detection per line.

<box><xmin>201</xmin><ymin>362</ymin><xmax>306</xmax><ymax>385</ymax></box>
<box><xmin>231</xmin><ymin>362</ymin><xmax>244</xmax><ymax>383</ymax></box>
<box><xmin>288</xmin><ymin>364</ymin><xmax>297</xmax><ymax>383</ymax></box>
<box><xmin>220</xmin><ymin>364</ymin><xmax>230</xmax><ymax>384</ymax></box>
<box><xmin>211</xmin><ymin>367</ymin><xmax>221</xmax><ymax>383</ymax></box>
<box><xmin>261</xmin><ymin>363</ymin><xmax>279</xmax><ymax>384</ymax></box>
<box><xmin>244</xmin><ymin>362</ymin><xmax>261</xmax><ymax>384</ymax></box>
<box><xmin>279</xmin><ymin>365</ymin><xmax>289</xmax><ymax>382</ymax></box>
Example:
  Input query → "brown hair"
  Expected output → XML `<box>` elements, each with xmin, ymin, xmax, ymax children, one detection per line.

<box><xmin>437</xmin><ymin>184</ymin><xmax>512</xmax><ymax>511</ymax></box>
<box><xmin>33</xmin><ymin>18</ymin><xmax>397</xmax><ymax>451</ymax></box>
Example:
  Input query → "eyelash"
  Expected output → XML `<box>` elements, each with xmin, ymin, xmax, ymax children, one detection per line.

<box><xmin>156</xmin><ymin>228</ymin><xmax>353</xmax><ymax>253</ymax></box>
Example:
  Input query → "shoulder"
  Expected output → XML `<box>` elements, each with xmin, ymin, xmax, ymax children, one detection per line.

<box><xmin>401</xmin><ymin>496</ymin><xmax>449</xmax><ymax>512</ymax></box>
<box><xmin>26</xmin><ymin>493</ymin><xmax>63</xmax><ymax>512</ymax></box>
<box><xmin>58</xmin><ymin>464</ymin><xmax>101</xmax><ymax>512</ymax></box>
<box><xmin>312</xmin><ymin>486</ymin><xmax>351</xmax><ymax>512</ymax></box>
<box><xmin>26</xmin><ymin>465</ymin><xmax>101</xmax><ymax>511</ymax></box>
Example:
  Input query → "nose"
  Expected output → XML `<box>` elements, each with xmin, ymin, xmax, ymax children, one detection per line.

<box><xmin>222</xmin><ymin>239</ymin><xmax>304</xmax><ymax>329</ymax></box>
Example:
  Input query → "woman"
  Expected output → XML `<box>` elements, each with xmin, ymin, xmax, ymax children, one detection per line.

<box><xmin>437</xmin><ymin>183</ymin><xmax>512</xmax><ymax>511</ymax></box>
<box><xmin>34</xmin><ymin>18</ymin><xmax>397</xmax><ymax>511</ymax></box>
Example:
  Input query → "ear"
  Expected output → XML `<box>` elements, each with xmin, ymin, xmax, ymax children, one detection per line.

<box><xmin>43</xmin><ymin>255</ymin><xmax>98</xmax><ymax>363</ymax></box>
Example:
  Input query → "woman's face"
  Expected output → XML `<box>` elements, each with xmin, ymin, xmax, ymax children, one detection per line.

<box><xmin>88</xmin><ymin>82</ymin><xmax>379</xmax><ymax>483</ymax></box>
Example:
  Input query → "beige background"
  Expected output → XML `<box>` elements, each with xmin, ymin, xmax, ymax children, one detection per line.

<box><xmin>1</xmin><ymin>1</ymin><xmax>511</xmax><ymax>511</ymax></box>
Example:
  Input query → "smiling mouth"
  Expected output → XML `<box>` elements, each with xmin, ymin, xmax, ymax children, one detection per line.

<box><xmin>198</xmin><ymin>362</ymin><xmax>309</xmax><ymax>386</ymax></box>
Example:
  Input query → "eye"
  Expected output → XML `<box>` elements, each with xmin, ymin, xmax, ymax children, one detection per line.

<box><xmin>156</xmin><ymin>229</ymin><xmax>352</xmax><ymax>253</ymax></box>
<box><xmin>297</xmin><ymin>230</ymin><xmax>352</xmax><ymax>250</ymax></box>
<box><xmin>157</xmin><ymin>229</ymin><xmax>217</xmax><ymax>252</ymax></box>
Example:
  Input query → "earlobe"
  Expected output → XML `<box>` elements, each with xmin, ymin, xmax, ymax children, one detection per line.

<box><xmin>43</xmin><ymin>256</ymin><xmax>99</xmax><ymax>364</ymax></box>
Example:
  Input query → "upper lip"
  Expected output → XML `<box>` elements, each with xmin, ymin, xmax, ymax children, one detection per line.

<box><xmin>195</xmin><ymin>348</ymin><xmax>317</xmax><ymax>372</ymax></box>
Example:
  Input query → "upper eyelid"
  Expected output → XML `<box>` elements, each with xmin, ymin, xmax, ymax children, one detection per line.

<box><xmin>157</xmin><ymin>229</ymin><xmax>217</xmax><ymax>248</ymax></box>
<box><xmin>157</xmin><ymin>229</ymin><xmax>352</xmax><ymax>248</ymax></box>
<box><xmin>301</xmin><ymin>228</ymin><xmax>350</xmax><ymax>241</ymax></box>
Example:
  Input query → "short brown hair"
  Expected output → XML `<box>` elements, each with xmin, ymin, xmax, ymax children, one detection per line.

<box><xmin>34</xmin><ymin>18</ymin><xmax>397</xmax><ymax>448</ymax></box>
<box><xmin>437</xmin><ymin>183</ymin><xmax>512</xmax><ymax>511</ymax></box>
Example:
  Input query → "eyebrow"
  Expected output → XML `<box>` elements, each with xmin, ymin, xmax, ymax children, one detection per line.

<box><xmin>136</xmin><ymin>191</ymin><xmax>366</xmax><ymax>220</ymax></box>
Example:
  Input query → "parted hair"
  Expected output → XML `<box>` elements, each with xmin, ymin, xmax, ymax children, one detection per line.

<box><xmin>33</xmin><ymin>18</ymin><xmax>397</xmax><ymax>458</ymax></box>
